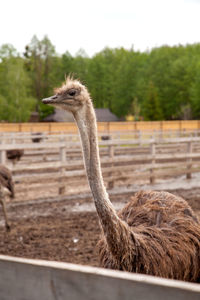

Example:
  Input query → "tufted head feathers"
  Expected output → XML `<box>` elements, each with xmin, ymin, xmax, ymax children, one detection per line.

<box><xmin>42</xmin><ymin>76</ymin><xmax>91</xmax><ymax>113</ymax></box>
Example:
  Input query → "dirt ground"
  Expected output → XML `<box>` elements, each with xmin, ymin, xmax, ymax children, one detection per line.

<box><xmin>0</xmin><ymin>212</ymin><xmax>100</xmax><ymax>267</ymax></box>
<box><xmin>0</xmin><ymin>188</ymin><xmax>200</xmax><ymax>269</ymax></box>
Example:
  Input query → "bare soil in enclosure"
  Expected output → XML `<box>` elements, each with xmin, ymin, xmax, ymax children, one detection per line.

<box><xmin>0</xmin><ymin>187</ymin><xmax>200</xmax><ymax>269</ymax></box>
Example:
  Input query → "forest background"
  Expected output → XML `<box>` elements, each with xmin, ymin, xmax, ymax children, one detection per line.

<box><xmin>0</xmin><ymin>35</ymin><xmax>200</xmax><ymax>122</ymax></box>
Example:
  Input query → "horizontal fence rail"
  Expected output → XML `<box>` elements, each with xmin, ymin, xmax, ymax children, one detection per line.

<box><xmin>0</xmin><ymin>255</ymin><xmax>199</xmax><ymax>300</ymax></box>
<box><xmin>1</xmin><ymin>120</ymin><xmax>200</xmax><ymax>134</ymax></box>
<box><xmin>1</xmin><ymin>133</ymin><xmax>200</xmax><ymax>200</ymax></box>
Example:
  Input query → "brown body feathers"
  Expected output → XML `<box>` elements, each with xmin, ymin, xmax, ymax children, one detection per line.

<box><xmin>98</xmin><ymin>190</ymin><xmax>200</xmax><ymax>282</ymax></box>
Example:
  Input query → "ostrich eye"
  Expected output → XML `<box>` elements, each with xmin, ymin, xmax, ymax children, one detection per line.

<box><xmin>68</xmin><ymin>89</ymin><xmax>76</xmax><ymax>96</ymax></box>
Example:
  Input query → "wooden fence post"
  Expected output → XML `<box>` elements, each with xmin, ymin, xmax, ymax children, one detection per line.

<box><xmin>108</xmin><ymin>145</ymin><xmax>114</xmax><ymax>189</ymax></box>
<box><xmin>59</xmin><ymin>141</ymin><xmax>66</xmax><ymax>195</ymax></box>
<box><xmin>0</xmin><ymin>140</ymin><xmax>6</xmax><ymax>164</ymax></box>
<box><xmin>150</xmin><ymin>142</ymin><xmax>156</xmax><ymax>184</ymax></box>
<box><xmin>138</xmin><ymin>130</ymin><xmax>142</xmax><ymax>146</ymax></box>
<box><xmin>186</xmin><ymin>141</ymin><xmax>192</xmax><ymax>179</ymax></box>
<box><xmin>60</xmin><ymin>146</ymin><xmax>66</xmax><ymax>163</ymax></box>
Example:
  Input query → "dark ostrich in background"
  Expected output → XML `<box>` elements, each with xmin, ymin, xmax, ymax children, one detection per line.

<box><xmin>6</xmin><ymin>149</ymin><xmax>24</xmax><ymax>164</ymax></box>
<box><xmin>0</xmin><ymin>164</ymin><xmax>14</xmax><ymax>230</ymax></box>
<box><xmin>42</xmin><ymin>77</ymin><xmax>200</xmax><ymax>282</ymax></box>
<box><xmin>31</xmin><ymin>132</ymin><xmax>43</xmax><ymax>143</ymax></box>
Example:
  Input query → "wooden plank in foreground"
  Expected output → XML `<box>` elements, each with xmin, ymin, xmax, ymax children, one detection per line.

<box><xmin>0</xmin><ymin>255</ymin><xmax>199</xmax><ymax>300</ymax></box>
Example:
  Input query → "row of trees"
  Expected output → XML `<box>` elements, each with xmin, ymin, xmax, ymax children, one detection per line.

<box><xmin>0</xmin><ymin>35</ymin><xmax>200</xmax><ymax>122</ymax></box>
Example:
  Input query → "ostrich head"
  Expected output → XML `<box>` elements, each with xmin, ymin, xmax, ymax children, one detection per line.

<box><xmin>42</xmin><ymin>77</ymin><xmax>91</xmax><ymax>114</ymax></box>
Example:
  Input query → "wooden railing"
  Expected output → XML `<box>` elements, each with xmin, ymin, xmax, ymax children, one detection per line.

<box><xmin>1</xmin><ymin>133</ymin><xmax>200</xmax><ymax>201</ymax></box>
<box><xmin>1</xmin><ymin>120</ymin><xmax>200</xmax><ymax>134</ymax></box>
<box><xmin>0</xmin><ymin>255</ymin><xmax>199</xmax><ymax>300</ymax></box>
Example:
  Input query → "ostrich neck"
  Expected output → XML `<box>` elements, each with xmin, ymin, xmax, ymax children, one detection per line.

<box><xmin>74</xmin><ymin>104</ymin><xmax>131</xmax><ymax>259</ymax></box>
<box><xmin>74</xmin><ymin>105</ymin><xmax>118</xmax><ymax>226</ymax></box>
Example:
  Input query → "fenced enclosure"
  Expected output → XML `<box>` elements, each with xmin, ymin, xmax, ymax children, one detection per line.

<box><xmin>0</xmin><ymin>255</ymin><xmax>199</xmax><ymax>300</ymax></box>
<box><xmin>1</xmin><ymin>131</ymin><xmax>200</xmax><ymax>201</ymax></box>
<box><xmin>0</xmin><ymin>130</ymin><xmax>200</xmax><ymax>298</ymax></box>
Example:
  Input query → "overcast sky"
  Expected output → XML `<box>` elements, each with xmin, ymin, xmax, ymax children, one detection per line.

<box><xmin>1</xmin><ymin>0</ymin><xmax>200</xmax><ymax>56</ymax></box>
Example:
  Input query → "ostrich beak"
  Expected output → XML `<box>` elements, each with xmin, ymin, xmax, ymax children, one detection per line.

<box><xmin>42</xmin><ymin>95</ymin><xmax>58</xmax><ymax>104</ymax></box>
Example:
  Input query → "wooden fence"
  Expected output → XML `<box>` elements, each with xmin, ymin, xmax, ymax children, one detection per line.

<box><xmin>0</xmin><ymin>255</ymin><xmax>199</xmax><ymax>300</ymax></box>
<box><xmin>1</xmin><ymin>120</ymin><xmax>200</xmax><ymax>134</ymax></box>
<box><xmin>1</xmin><ymin>133</ymin><xmax>200</xmax><ymax>200</ymax></box>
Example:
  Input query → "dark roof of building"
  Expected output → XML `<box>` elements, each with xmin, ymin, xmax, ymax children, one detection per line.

<box><xmin>43</xmin><ymin>109</ymin><xmax>74</xmax><ymax>122</ymax></box>
<box><xmin>43</xmin><ymin>108</ymin><xmax>119</xmax><ymax>122</ymax></box>
<box><xmin>95</xmin><ymin>108</ymin><xmax>119</xmax><ymax>122</ymax></box>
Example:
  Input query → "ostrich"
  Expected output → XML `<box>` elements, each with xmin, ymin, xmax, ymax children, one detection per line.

<box><xmin>0</xmin><ymin>164</ymin><xmax>14</xmax><ymax>230</ymax></box>
<box><xmin>31</xmin><ymin>132</ymin><xmax>43</xmax><ymax>143</ymax></box>
<box><xmin>42</xmin><ymin>77</ymin><xmax>200</xmax><ymax>282</ymax></box>
<box><xmin>7</xmin><ymin>149</ymin><xmax>24</xmax><ymax>164</ymax></box>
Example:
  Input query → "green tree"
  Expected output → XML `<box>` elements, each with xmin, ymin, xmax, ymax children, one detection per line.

<box><xmin>190</xmin><ymin>62</ymin><xmax>200</xmax><ymax>119</ymax></box>
<box><xmin>0</xmin><ymin>44</ymin><xmax>36</xmax><ymax>122</ymax></box>
<box><xmin>142</xmin><ymin>81</ymin><xmax>163</xmax><ymax>120</ymax></box>
<box><xmin>1</xmin><ymin>39</ymin><xmax>200</xmax><ymax>122</ymax></box>
<box><xmin>24</xmin><ymin>35</ymin><xmax>56</xmax><ymax>119</ymax></box>
<box><xmin>129</xmin><ymin>97</ymin><xmax>141</xmax><ymax>121</ymax></box>
<box><xmin>59</xmin><ymin>51</ymin><xmax>74</xmax><ymax>82</ymax></box>
<box><xmin>112</xmin><ymin>49</ymin><xmax>148</xmax><ymax>117</ymax></box>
